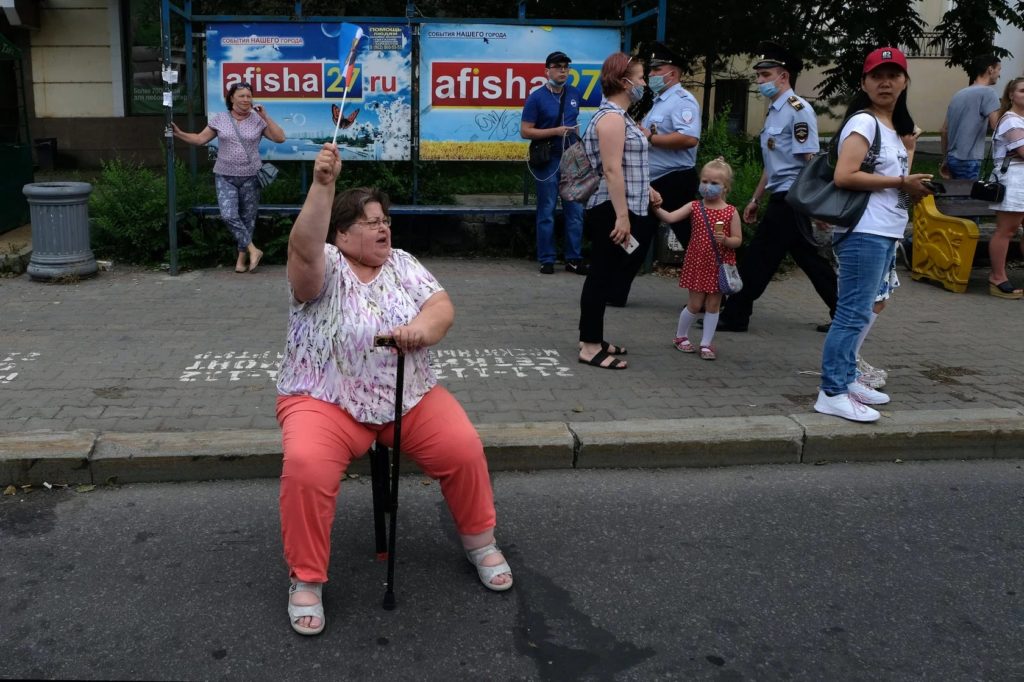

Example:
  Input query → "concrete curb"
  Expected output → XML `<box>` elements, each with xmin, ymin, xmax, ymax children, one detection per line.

<box><xmin>2</xmin><ymin>408</ymin><xmax>1023</xmax><ymax>486</ymax></box>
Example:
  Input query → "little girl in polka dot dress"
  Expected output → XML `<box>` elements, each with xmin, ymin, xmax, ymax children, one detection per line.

<box><xmin>655</xmin><ymin>157</ymin><xmax>743</xmax><ymax>360</ymax></box>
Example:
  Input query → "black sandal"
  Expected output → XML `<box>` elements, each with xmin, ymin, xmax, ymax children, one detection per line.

<box><xmin>989</xmin><ymin>280</ymin><xmax>1023</xmax><ymax>299</ymax></box>
<box><xmin>578</xmin><ymin>349</ymin><xmax>627</xmax><ymax>370</ymax></box>
<box><xmin>578</xmin><ymin>341</ymin><xmax>627</xmax><ymax>355</ymax></box>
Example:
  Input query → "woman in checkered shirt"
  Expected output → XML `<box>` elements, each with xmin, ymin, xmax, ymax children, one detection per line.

<box><xmin>577</xmin><ymin>52</ymin><xmax>661</xmax><ymax>370</ymax></box>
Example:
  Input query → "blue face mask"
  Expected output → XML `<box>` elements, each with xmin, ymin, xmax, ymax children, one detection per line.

<box><xmin>625</xmin><ymin>80</ymin><xmax>645</xmax><ymax>103</ymax></box>
<box><xmin>699</xmin><ymin>182</ymin><xmax>724</xmax><ymax>199</ymax></box>
<box><xmin>758</xmin><ymin>78</ymin><xmax>781</xmax><ymax>99</ymax></box>
<box><xmin>648</xmin><ymin>75</ymin><xmax>667</xmax><ymax>94</ymax></box>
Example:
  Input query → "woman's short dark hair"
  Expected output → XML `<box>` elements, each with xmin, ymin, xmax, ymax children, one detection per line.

<box><xmin>224</xmin><ymin>83</ymin><xmax>252</xmax><ymax>111</ymax></box>
<box><xmin>599</xmin><ymin>52</ymin><xmax>636</xmax><ymax>97</ymax></box>
<box><xmin>327</xmin><ymin>187</ymin><xmax>391</xmax><ymax>244</ymax></box>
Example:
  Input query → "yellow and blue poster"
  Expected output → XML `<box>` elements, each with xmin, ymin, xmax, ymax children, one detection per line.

<box><xmin>205</xmin><ymin>22</ymin><xmax>412</xmax><ymax>160</ymax></box>
<box><xmin>418</xmin><ymin>24</ymin><xmax>620</xmax><ymax>161</ymax></box>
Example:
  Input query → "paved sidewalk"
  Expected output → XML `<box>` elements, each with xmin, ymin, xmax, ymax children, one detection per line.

<box><xmin>1</xmin><ymin>256</ymin><xmax>1022</xmax><ymax>484</ymax></box>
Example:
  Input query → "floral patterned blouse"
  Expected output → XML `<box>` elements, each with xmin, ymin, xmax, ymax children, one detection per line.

<box><xmin>276</xmin><ymin>244</ymin><xmax>444</xmax><ymax>424</ymax></box>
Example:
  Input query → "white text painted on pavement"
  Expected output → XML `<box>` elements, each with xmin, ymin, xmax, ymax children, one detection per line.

<box><xmin>0</xmin><ymin>352</ymin><xmax>40</xmax><ymax>384</ymax></box>
<box><xmin>178</xmin><ymin>348</ymin><xmax>572</xmax><ymax>382</ymax></box>
<box><xmin>432</xmin><ymin>348</ymin><xmax>572</xmax><ymax>379</ymax></box>
<box><xmin>180</xmin><ymin>351</ymin><xmax>281</xmax><ymax>382</ymax></box>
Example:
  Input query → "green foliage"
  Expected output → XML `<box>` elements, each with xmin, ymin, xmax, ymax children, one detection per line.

<box><xmin>933</xmin><ymin>0</ymin><xmax>1024</xmax><ymax>75</ymax></box>
<box><xmin>89</xmin><ymin>158</ymin><xmax>208</xmax><ymax>263</ymax></box>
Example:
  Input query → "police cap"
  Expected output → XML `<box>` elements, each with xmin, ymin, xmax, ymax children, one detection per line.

<box><xmin>641</xmin><ymin>41</ymin><xmax>685</xmax><ymax>70</ymax></box>
<box><xmin>753</xmin><ymin>41</ymin><xmax>803</xmax><ymax>76</ymax></box>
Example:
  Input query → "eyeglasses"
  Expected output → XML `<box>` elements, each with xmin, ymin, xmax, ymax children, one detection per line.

<box><xmin>547</xmin><ymin>65</ymin><xmax>570</xmax><ymax>71</ymax></box>
<box><xmin>354</xmin><ymin>217</ymin><xmax>392</xmax><ymax>230</ymax></box>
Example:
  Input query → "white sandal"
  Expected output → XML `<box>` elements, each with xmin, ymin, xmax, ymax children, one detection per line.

<box><xmin>288</xmin><ymin>581</ymin><xmax>325</xmax><ymax>636</ymax></box>
<box><xmin>465</xmin><ymin>543</ymin><xmax>514</xmax><ymax>592</ymax></box>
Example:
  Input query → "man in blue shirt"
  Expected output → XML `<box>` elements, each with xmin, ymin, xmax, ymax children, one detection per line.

<box><xmin>521</xmin><ymin>51</ymin><xmax>586</xmax><ymax>275</ymax></box>
<box><xmin>718</xmin><ymin>42</ymin><xmax>837</xmax><ymax>333</ymax></box>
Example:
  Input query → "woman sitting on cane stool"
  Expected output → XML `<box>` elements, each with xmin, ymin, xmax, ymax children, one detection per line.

<box><xmin>276</xmin><ymin>143</ymin><xmax>513</xmax><ymax>636</ymax></box>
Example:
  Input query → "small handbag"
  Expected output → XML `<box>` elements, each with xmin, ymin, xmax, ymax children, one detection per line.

<box><xmin>786</xmin><ymin>111</ymin><xmax>882</xmax><ymax>228</ymax></box>
<box><xmin>528</xmin><ymin>139</ymin><xmax>553</xmax><ymax>167</ymax></box>
<box><xmin>697</xmin><ymin>202</ymin><xmax>743</xmax><ymax>295</ymax></box>
<box><xmin>970</xmin><ymin>157</ymin><xmax>1011</xmax><ymax>202</ymax></box>
<box><xmin>256</xmin><ymin>162</ymin><xmax>279</xmax><ymax>189</ymax></box>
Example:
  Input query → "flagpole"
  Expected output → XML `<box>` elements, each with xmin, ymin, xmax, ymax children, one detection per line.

<box><xmin>331</xmin><ymin>24</ymin><xmax>363</xmax><ymax>146</ymax></box>
<box><xmin>331</xmin><ymin>88</ymin><xmax>351</xmax><ymax>146</ymax></box>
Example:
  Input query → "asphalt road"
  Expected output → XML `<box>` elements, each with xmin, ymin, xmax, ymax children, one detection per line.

<box><xmin>2</xmin><ymin>461</ymin><xmax>1022</xmax><ymax>681</ymax></box>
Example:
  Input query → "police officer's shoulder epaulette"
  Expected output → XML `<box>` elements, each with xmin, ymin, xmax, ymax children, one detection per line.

<box><xmin>787</xmin><ymin>95</ymin><xmax>804</xmax><ymax>111</ymax></box>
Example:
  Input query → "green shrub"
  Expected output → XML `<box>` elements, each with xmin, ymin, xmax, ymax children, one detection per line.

<box><xmin>89</xmin><ymin>158</ymin><xmax>210</xmax><ymax>264</ymax></box>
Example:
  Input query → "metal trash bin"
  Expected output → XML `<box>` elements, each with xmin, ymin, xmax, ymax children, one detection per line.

<box><xmin>23</xmin><ymin>182</ymin><xmax>98</xmax><ymax>281</ymax></box>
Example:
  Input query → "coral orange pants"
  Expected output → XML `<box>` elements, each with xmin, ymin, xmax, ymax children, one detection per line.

<box><xmin>277</xmin><ymin>387</ymin><xmax>496</xmax><ymax>583</ymax></box>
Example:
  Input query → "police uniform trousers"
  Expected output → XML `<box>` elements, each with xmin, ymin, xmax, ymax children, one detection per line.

<box><xmin>606</xmin><ymin>167</ymin><xmax>698</xmax><ymax>307</ymax></box>
<box><xmin>720</xmin><ymin>192</ymin><xmax>837</xmax><ymax>328</ymax></box>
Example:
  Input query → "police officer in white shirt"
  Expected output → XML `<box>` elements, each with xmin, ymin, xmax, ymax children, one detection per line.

<box><xmin>608</xmin><ymin>41</ymin><xmax>701</xmax><ymax>306</ymax></box>
<box><xmin>718</xmin><ymin>42</ymin><xmax>837</xmax><ymax>332</ymax></box>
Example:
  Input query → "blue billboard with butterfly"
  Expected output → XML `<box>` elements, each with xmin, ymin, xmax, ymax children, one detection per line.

<box><xmin>205</xmin><ymin>22</ymin><xmax>413</xmax><ymax>161</ymax></box>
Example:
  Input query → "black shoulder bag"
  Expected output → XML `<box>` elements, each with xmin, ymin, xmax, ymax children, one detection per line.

<box><xmin>528</xmin><ymin>89</ymin><xmax>566</xmax><ymax>168</ymax></box>
<box><xmin>786</xmin><ymin>111</ymin><xmax>882</xmax><ymax>232</ymax></box>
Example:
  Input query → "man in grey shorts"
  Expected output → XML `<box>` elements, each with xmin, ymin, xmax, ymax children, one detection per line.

<box><xmin>940</xmin><ymin>55</ymin><xmax>1002</xmax><ymax>180</ymax></box>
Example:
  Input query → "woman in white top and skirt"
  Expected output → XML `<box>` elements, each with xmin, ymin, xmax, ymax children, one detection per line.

<box><xmin>986</xmin><ymin>76</ymin><xmax>1024</xmax><ymax>299</ymax></box>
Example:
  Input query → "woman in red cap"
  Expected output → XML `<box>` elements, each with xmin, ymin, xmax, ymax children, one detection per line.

<box><xmin>813</xmin><ymin>47</ymin><xmax>934</xmax><ymax>423</ymax></box>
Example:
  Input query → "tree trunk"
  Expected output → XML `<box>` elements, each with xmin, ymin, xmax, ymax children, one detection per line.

<box><xmin>701</xmin><ymin>53</ymin><xmax>714</xmax><ymax>130</ymax></box>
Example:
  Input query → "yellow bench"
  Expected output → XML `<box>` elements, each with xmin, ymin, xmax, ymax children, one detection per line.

<box><xmin>910</xmin><ymin>193</ymin><xmax>980</xmax><ymax>293</ymax></box>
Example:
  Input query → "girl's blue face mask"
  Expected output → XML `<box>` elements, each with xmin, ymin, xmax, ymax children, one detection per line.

<box><xmin>698</xmin><ymin>182</ymin><xmax>724</xmax><ymax>199</ymax></box>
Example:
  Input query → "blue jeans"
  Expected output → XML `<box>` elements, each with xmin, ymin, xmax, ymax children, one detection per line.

<box><xmin>534</xmin><ymin>157</ymin><xmax>584</xmax><ymax>264</ymax></box>
<box><xmin>946</xmin><ymin>156</ymin><xmax>980</xmax><ymax>181</ymax></box>
<box><xmin>820</xmin><ymin>232</ymin><xmax>896</xmax><ymax>395</ymax></box>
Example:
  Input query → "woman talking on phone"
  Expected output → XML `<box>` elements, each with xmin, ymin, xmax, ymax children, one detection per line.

<box><xmin>813</xmin><ymin>47</ymin><xmax>933</xmax><ymax>423</ymax></box>
<box><xmin>172</xmin><ymin>82</ymin><xmax>286</xmax><ymax>273</ymax></box>
<box><xmin>577</xmin><ymin>52</ymin><xmax>661</xmax><ymax>370</ymax></box>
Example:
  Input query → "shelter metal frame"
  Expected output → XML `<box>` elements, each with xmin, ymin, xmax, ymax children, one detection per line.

<box><xmin>159</xmin><ymin>0</ymin><xmax>666</xmax><ymax>274</ymax></box>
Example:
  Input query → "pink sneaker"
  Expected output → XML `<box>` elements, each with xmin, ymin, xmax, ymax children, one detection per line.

<box><xmin>699</xmin><ymin>345</ymin><xmax>716</xmax><ymax>360</ymax></box>
<box><xmin>673</xmin><ymin>337</ymin><xmax>695</xmax><ymax>353</ymax></box>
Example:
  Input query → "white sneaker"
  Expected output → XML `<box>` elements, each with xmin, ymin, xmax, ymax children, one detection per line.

<box><xmin>814</xmin><ymin>390</ymin><xmax>880</xmax><ymax>423</ymax></box>
<box><xmin>847</xmin><ymin>381</ymin><xmax>890</xmax><ymax>405</ymax></box>
<box><xmin>856</xmin><ymin>356</ymin><xmax>887</xmax><ymax>389</ymax></box>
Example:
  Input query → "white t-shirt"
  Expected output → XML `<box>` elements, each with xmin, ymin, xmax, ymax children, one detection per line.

<box><xmin>837</xmin><ymin>113</ymin><xmax>910</xmax><ymax>239</ymax></box>
<box><xmin>992</xmin><ymin>112</ymin><xmax>1024</xmax><ymax>162</ymax></box>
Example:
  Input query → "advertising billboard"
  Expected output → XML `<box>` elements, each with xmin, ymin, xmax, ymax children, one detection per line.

<box><xmin>418</xmin><ymin>24</ymin><xmax>620</xmax><ymax>161</ymax></box>
<box><xmin>205</xmin><ymin>22</ymin><xmax>412</xmax><ymax>160</ymax></box>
